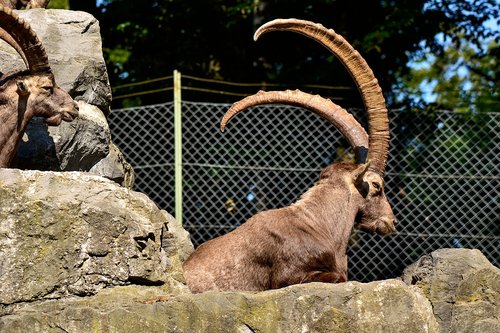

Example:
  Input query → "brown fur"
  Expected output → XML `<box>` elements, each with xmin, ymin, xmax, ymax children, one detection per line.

<box><xmin>183</xmin><ymin>163</ymin><xmax>396</xmax><ymax>293</ymax></box>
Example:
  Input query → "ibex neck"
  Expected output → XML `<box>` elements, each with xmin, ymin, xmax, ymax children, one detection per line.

<box><xmin>292</xmin><ymin>182</ymin><xmax>360</xmax><ymax>249</ymax></box>
<box><xmin>0</xmin><ymin>103</ymin><xmax>32</xmax><ymax>167</ymax></box>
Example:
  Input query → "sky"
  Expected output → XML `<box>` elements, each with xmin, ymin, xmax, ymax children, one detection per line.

<box><xmin>406</xmin><ymin>16</ymin><xmax>499</xmax><ymax>103</ymax></box>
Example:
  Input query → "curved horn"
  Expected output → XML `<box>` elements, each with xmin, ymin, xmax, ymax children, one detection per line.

<box><xmin>255</xmin><ymin>19</ymin><xmax>389</xmax><ymax>176</ymax></box>
<box><xmin>0</xmin><ymin>27</ymin><xmax>29</xmax><ymax>68</ymax></box>
<box><xmin>0</xmin><ymin>5</ymin><xmax>51</xmax><ymax>73</ymax></box>
<box><xmin>221</xmin><ymin>89</ymin><xmax>369</xmax><ymax>164</ymax></box>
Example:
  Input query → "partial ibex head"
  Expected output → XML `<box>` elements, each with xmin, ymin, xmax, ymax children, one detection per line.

<box><xmin>14</xmin><ymin>72</ymin><xmax>78</xmax><ymax>125</ymax></box>
<box><xmin>0</xmin><ymin>5</ymin><xmax>78</xmax><ymax>124</ymax></box>
<box><xmin>319</xmin><ymin>161</ymin><xmax>396</xmax><ymax>236</ymax></box>
<box><xmin>221</xmin><ymin>19</ymin><xmax>396</xmax><ymax>236</ymax></box>
<box><xmin>322</xmin><ymin>162</ymin><xmax>396</xmax><ymax>235</ymax></box>
<box><xmin>355</xmin><ymin>167</ymin><xmax>396</xmax><ymax>235</ymax></box>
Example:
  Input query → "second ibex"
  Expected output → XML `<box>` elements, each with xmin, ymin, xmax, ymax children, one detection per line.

<box><xmin>183</xmin><ymin>19</ymin><xmax>397</xmax><ymax>293</ymax></box>
<box><xmin>0</xmin><ymin>6</ymin><xmax>78</xmax><ymax>167</ymax></box>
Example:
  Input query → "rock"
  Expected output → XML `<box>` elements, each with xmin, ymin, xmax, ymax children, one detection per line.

<box><xmin>451</xmin><ymin>267</ymin><xmax>500</xmax><ymax>333</ymax></box>
<box><xmin>0</xmin><ymin>280</ymin><xmax>438</xmax><ymax>333</ymax></box>
<box><xmin>161</xmin><ymin>211</ymin><xmax>194</xmax><ymax>264</ymax></box>
<box><xmin>0</xmin><ymin>169</ymin><xmax>186</xmax><ymax>311</ymax></box>
<box><xmin>402</xmin><ymin>248</ymin><xmax>500</xmax><ymax>333</ymax></box>
<box><xmin>12</xmin><ymin>101</ymin><xmax>110</xmax><ymax>172</ymax></box>
<box><xmin>89</xmin><ymin>142</ymin><xmax>136</xmax><ymax>189</ymax></box>
<box><xmin>0</xmin><ymin>9</ymin><xmax>112</xmax><ymax>113</ymax></box>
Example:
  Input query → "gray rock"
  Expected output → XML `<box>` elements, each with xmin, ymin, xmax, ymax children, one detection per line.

<box><xmin>0</xmin><ymin>169</ymin><xmax>497</xmax><ymax>332</ymax></box>
<box><xmin>0</xmin><ymin>280</ymin><xmax>438</xmax><ymax>333</ymax></box>
<box><xmin>402</xmin><ymin>248</ymin><xmax>500</xmax><ymax>333</ymax></box>
<box><xmin>161</xmin><ymin>210</ymin><xmax>194</xmax><ymax>264</ymax></box>
<box><xmin>0</xmin><ymin>169</ymin><xmax>186</xmax><ymax>311</ymax></box>
<box><xmin>89</xmin><ymin>142</ymin><xmax>136</xmax><ymax>189</ymax></box>
<box><xmin>12</xmin><ymin>101</ymin><xmax>110</xmax><ymax>171</ymax></box>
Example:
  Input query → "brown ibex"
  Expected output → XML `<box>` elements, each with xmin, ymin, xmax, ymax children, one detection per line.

<box><xmin>0</xmin><ymin>0</ymin><xmax>50</xmax><ymax>9</ymax></box>
<box><xmin>0</xmin><ymin>5</ymin><xmax>78</xmax><ymax>167</ymax></box>
<box><xmin>183</xmin><ymin>19</ymin><xmax>396</xmax><ymax>293</ymax></box>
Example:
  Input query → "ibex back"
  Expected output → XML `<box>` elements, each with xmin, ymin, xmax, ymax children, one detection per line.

<box><xmin>183</xmin><ymin>19</ymin><xmax>397</xmax><ymax>293</ymax></box>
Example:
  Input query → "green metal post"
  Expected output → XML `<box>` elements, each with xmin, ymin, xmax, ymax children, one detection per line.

<box><xmin>173</xmin><ymin>70</ymin><xmax>183</xmax><ymax>225</ymax></box>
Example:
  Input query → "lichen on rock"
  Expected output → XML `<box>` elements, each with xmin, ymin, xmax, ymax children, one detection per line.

<box><xmin>0</xmin><ymin>169</ymin><xmax>187</xmax><ymax>310</ymax></box>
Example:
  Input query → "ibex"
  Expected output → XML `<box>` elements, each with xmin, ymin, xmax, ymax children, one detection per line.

<box><xmin>183</xmin><ymin>19</ymin><xmax>396</xmax><ymax>293</ymax></box>
<box><xmin>0</xmin><ymin>0</ymin><xmax>50</xmax><ymax>9</ymax></box>
<box><xmin>0</xmin><ymin>5</ymin><xmax>78</xmax><ymax>167</ymax></box>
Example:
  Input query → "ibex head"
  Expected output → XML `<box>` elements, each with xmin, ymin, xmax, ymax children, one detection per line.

<box><xmin>357</xmin><ymin>172</ymin><xmax>396</xmax><ymax>235</ymax></box>
<box><xmin>221</xmin><ymin>19</ymin><xmax>397</xmax><ymax>236</ymax></box>
<box><xmin>317</xmin><ymin>162</ymin><xmax>395</xmax><ymax>235</ymax></box>
<box><xmin>13</xmin><ymin>72</ymin><xmax>78</xmax><ymax>125</ymax></box>
<box><xmin>0</xmin><ymin>5</ymin><xmax>78</xmax><ymax>167</ymax></box>
<box><xmin>0</xmin><ymin>6</ymin><xmax>78</xmax><ymax>121</ymax></box>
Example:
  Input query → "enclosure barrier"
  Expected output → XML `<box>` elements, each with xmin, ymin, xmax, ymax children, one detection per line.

<box><xmin>108</xmin><ymin>72</ymin><xmax>499</xmax><ymax>282</ymax></box>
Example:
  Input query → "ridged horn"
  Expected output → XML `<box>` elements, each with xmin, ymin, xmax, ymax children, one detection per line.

<box><xmin>255</xmin><ymin>19</ymin><xmax>389</xmax><ymax>176</ymax></box>
<box><xmin>221</xmin><ymin>89</ymin><xmax>369</xmax><ymax>164</ymax></box>
<box><xmin>0</xmin><ymin>5</ymin><xmax>51</xmax><ymax>73</ymax></box>
<box><xmin>0</xmin><ymin>27</ymin><xmax>29</xmax><ymax>68</ymax></box>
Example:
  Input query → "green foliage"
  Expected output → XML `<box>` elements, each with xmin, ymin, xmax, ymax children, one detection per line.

<box><xmin>400</xmin><ymin>39</ymin><xmax>499</xmax><ymax>113</ymax></box>
<box><xmin>68</xmin><ymin>0</ymin><xmax>499</xmax><ymax>109</ymax></box>
<box><xmin>48</xmin><ymin>0</ymin><xmax>69</xmax><ymax>9</ymax></box>
<box><xmin>104</xmin><ymin>47</ymin><xmax>131</xmax><ymax>73</ymax></box>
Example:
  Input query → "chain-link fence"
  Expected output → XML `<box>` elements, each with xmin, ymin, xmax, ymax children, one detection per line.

<box><xmin>108</xmin><ymin>101</ymin><xmax>499</xmax><ymax>282</ymax></box>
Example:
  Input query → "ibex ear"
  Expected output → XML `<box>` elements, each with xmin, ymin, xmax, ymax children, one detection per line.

<box><xmin>352</xmin><ymin>162</ymin><xmax>370</xmax><ymax>196</ymax></box>
<box><xmin>352</xmin><ymin>162</ymin><xmax>370</xmax><ymax>182</ymax></box>
<box><xmin>16</xmin><ymin>80</ymin><xmax>30</xmax><ymax>96</ymax></box>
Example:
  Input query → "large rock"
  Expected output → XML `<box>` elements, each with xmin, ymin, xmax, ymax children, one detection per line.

<box><xmin>0</xmin><ymin>169</ymin><xmax>189</xmax><ymax>311</ymax></box>
<box><xmin>0</xmin><ymin>170</ymin><xmax>497</xmax><ymax>332</ymax></box>
<box><xmin>89</xmin><ymin>141</ymin><xmax>136</xmax><ymax>189</ymax></box>
<box><xmin>402</xmin><ymin>248</ymin><xmax>500</xmax><ymax>333</ymax></box>
<box><xmin>0</xmin><ymin>280</ymin><xmax>438</xmax><ymax>333</ymax></box>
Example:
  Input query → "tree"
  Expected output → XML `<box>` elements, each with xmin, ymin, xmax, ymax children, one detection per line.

<box><xmin>48</xmin><ymin>0</ymin><xmax>69</xmax><ymax>9</ymax></box>
<box><xmin>398</xmin><ymin>39</ymin><xmax>499</xmax><ymax>113</ymax></box>
<box><xmin>67</xmin><ymin>0</ymin><xmax>97</xmax><ymax>15</ymax></box>
<box><xmin>67</xmin><ymin>0</ymin><xmax>499</xmax><ymax>108</ymax></box>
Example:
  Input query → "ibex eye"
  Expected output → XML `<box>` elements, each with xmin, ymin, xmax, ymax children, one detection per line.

<box><xmin>42</xmin><ymin>86</ymin><xmax>54</xmax><ymax>93</ymax></box>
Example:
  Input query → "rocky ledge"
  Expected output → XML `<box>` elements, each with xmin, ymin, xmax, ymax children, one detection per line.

<box><xmin>0</xmin><ymin>169</ymin><xmax>498</xmax><ymax>333</ymax></box>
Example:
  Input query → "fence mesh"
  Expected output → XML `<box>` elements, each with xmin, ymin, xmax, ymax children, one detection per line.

<box><xmin>109</xmin><ymin>101</ymin><xmax>499</xmax><ymax>282</ymax></box>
